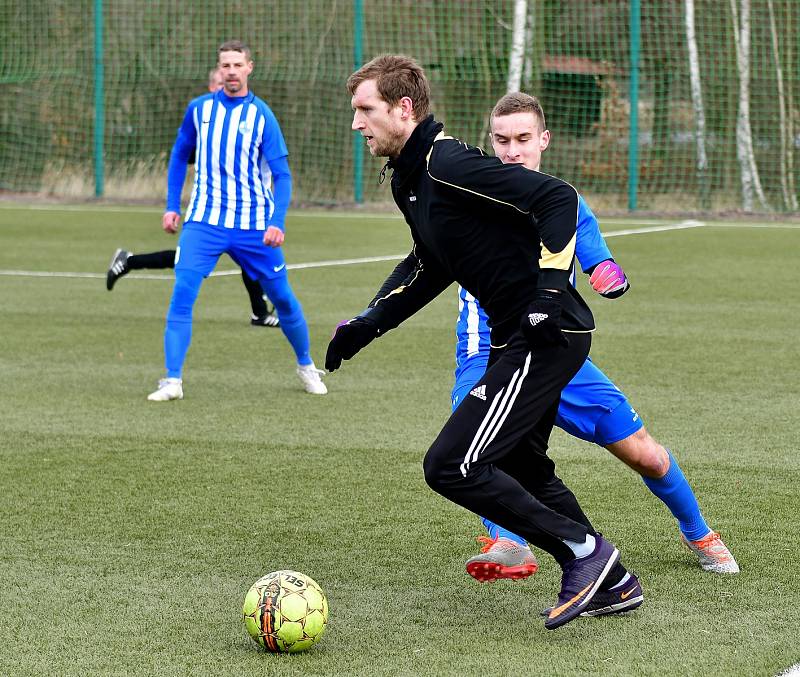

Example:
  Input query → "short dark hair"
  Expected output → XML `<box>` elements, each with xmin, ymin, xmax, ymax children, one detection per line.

<box><xmin>347</xmin><ymin>54</ymin><xmax>431</xmax><ymax>121</ymax></box>
<box><xmin>491</xmin><ymin>92</ymin><xmax>546</xmax><ymax>131</ymax></box>
<box><xmin>218</xmin><ymin>40</ymin><xmax>252</xmax><ymax>62</ymax></box>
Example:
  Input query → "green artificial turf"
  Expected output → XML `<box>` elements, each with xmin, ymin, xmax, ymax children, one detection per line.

<box><xmin>0</xmin><ymin>205</ymin><xmax>798</xmax><ymax>676</ymax></box>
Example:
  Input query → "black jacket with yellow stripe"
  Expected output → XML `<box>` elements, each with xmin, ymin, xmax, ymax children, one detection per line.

<box><xmin>366</xmin><ymin>115</ymin><xmax>594</xmax><ymax>345</ymax></box>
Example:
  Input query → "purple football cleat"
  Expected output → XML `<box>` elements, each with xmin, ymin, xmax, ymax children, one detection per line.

<box><xmin>544</xmin><ymin>534</ymin><xmax>620</xmax><ymax>630</ymax></box>
<box><xmin>541</xmin><ymin>570</ymin><xmax>643</xmax><ymax>618</ymax></box>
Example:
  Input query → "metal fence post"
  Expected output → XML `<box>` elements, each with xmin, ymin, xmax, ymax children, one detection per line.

<box><xmin>628</xmin><ymin>0</ymin><xmax>640</xmax><ymax>211</ymax></box>
<box><xmin>94</xmin><ymin>0</ymin><xmax>105</xmax><ymax>198</ymax></box>
<box><xmin>353</xmin><ymin>0</ymin><xmax>364</xmax><ymax>204</ymax></box>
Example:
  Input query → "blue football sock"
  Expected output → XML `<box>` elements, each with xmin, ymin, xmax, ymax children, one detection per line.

<box><xmin>261</xmin><ymin>275</ymin><xmax>312</xmax><ymax>366</ymax></box>
<box><xmin>165</xmin><ymin>318</ymin><xmax>192</xmax><ymax>378</ymax></box>
<box><xmin>279</xmin><ymin>309</ymin><xmax>312</xmax><ymax>365</ymax></box>
<box><xmin>641</xmin><ymin>450</ymin><xmax>710</xmax><ymax>541</ymax></box>
<box><xmin>164</xmin><ymin>269</ymin><xmax>204</xmax><ymax>378</ymax></box>
<box><xmin>480</xmin><ymin>517</ymin><xmax>527</xmax><ymax>546</ymax></box>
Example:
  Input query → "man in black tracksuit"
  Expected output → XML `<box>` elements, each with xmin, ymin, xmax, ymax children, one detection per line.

<box><xmin>326</xmin><ymin>55</ymin><xmax>637</xmax><ymax>630</ymax></box>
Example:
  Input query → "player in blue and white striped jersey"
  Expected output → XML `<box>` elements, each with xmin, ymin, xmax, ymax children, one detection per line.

<box><xmin>106</xmin><ymin>68</ymin><xmax>279</xmax><ymax>328</ymax></box>
<box><xmin>148</xmin><ymin>41</ymin><xmax>326</xmax><ymax>401</ymax></box>
<box><xmin>458</xmin><ymin>93</ymin><xmax>737</xmax><ymax>585</ymax></box>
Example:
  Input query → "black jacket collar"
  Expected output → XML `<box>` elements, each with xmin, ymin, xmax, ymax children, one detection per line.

<box><xmin>388</xmin><ymin>115</ymin><xmax>444</xmax><ymax>186</ymax></box>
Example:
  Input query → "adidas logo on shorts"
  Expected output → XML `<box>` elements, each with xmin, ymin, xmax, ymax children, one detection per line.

<box><xmin>469</xmin><ymin>385</ymin><xmax>487</xmax><ymax>401</ymax></box>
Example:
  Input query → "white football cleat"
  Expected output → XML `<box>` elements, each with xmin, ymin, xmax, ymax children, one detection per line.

<box><xmin>296</xmin><ymin>364</ymin><xmax>327</xmax><ymax>395</ymax></box>
<box><xmin>681</xmin><ymin>531</ymin><xmax>740</xmax><ymax>574</ymax></box>
<box><xmin>147</xmin><ymin>378</ymin><xmax>184</xmax><ymax>402</ymax></box>
<box><xmin>465</xmin><ymin>536</ymin><xmax>539</xmax><ymax>582</ymax></box>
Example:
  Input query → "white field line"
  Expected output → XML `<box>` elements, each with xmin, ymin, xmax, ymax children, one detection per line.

<box><xmin>0</xmin><ymin>219</ymin><xmax>796</xmax><ymax>282</ymax></box>
<box><xmin>0</xmin><ymin>254</ymin><xmax>410</xmax><ymax>281</ymax></box>
<box><xmin>0</xmin><ymin>203</ymin><xmax>405</xmax><ymax>219</ymax></box>
<box><xmin>0</xmin><ymin>202</ymin><xmax>710</xmax><ymax>225</ymax></box>
<box><xmin>603</xmin><ymin>219</ymin><xmax>705</xmax><ymax>237</ymax></box>
<box><xmin>281</xmin><ymin>254</ymin><xmax>408</xmax><ymax>271</ymax></box>
<box><xmin>777</xmin><ymin>664</ymin><xmax>800</xmax><ymax>677</ymax></box>
<box><xmin>708</xmin><ymin>222</ymin><xmax>800</xmax><ymax>229</ymax></box>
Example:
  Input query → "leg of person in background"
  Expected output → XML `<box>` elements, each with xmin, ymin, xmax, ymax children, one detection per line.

<box><xmin>259</xmin><ymin>273</ymin><xmax>326</xmax><ymax>395</ymax></box>
<box><xmin>148</xmin><ymin>267</ymin><xmax>204</xmax><ymax>401</ymax></box>
<box><xmin>147</xmin><ymin>223</ymin><xmax>222</xmax><ymax>402</ymax></box>
<box><xmin>228</xmin><ymin>231</ymin><xmax>326</xmax><ymax>395</ymax></box>
<box><xmin>107</xmin><ymin>248</ymin><xmax>280</xmax><ymax>330</ymax></box>
<box><xmin>242</xmin><ymin>270</ymin><xmax>280</xmax><ymax>328</ymax></box>
<box><xmin>107</xmin><ymin>248</ymin><xmax>176</xmax><ymax>290</ymax></box>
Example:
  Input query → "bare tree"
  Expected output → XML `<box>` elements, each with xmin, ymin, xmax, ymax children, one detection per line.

<box><xmin>522</xmin><ymin>1</ymin><xmax>537</xmax><ymax>90</ymax></box>
<box><xmin>507</xmin><ymin>0</ymin><xmax>528</xmax><ymax>93</ymax></box>
<box><xmin>684</xmin><ymin>0</ymin><xmax>709</xmax><ymax>206</ymax></box>
<box><xmin>766</xmin><ymin>0</ymin><xmax>798</xmax><ymax>210</ymax></box>
<box><xmin>729</xmin><ymin>0</ymin><xmax>769</xmax><ymax>210</ymax></box>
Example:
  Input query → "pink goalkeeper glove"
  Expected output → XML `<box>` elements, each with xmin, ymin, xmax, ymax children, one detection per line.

<box><xmin>589</xmin><ymin>260</ymin><xmax>630</xmax><ymax>298</ymax></box>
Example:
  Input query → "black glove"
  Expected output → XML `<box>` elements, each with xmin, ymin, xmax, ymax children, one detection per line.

<box><xmin>325</xmin><ymin>317</ymin><xmax>380</xmax><ymax>372</ymax></box>
<box><xmin>520</xmin><ymin>290</ymin><xmax>569</xmax><ymax>349</ymax></box>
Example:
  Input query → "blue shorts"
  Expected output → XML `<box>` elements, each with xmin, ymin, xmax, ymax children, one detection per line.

<box><xmin>175</xmin><ymin>220</ymin><xmax>287</xmax><ymax>281</ymax></box>
<box><xmin>452</xmin><ymin>356</ymin><xmax>643</xmax><ymax>447</ymax></box>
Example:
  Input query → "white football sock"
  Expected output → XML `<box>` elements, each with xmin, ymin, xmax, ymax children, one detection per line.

<box><xmin>562</xmin><ymin>533</ymin><xmax>596</xmax><ymax>559</ymax></box>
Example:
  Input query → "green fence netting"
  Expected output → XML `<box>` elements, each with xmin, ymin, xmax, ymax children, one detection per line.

<box><xmin>1</xmin><ymin>1</ymin><xmax>798</xmax><ymax>213</ymax></box>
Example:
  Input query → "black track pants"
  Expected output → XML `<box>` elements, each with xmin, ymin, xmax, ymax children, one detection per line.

<box><xmin>424</xmin><ymin>330</ymin><xmax>592</xmax><ymax>563</ymax></box>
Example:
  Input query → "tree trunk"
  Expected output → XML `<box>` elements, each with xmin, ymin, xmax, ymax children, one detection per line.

<box><xmin>507</xmin><ymin>0</ymin><xmax>528</xmax><ymax>93</ymax></box>
<box><xmin>767</xmin><ymin>0</ymin><xmax>798</xmax><ymax>210</ymax></box>
<box><xmin>522</xmin><ymin>0</ymin><xmax>537</xmax><ymax>90</ymax></box>
<box><xmin>784</xmin><ymin>2</ymin><xmax>797</xmax><ymax>210</ymax></box>
<box><xmin>684</xmin><ymin>0</ymin><xmax>710</xmax><ymax>208</ymax></box>
<box><xmin>729</xmin><ymin>0</ymin><xmax>769</xmax><ymax>211</ymax></box>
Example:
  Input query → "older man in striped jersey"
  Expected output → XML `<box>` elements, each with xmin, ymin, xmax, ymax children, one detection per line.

<box><xmin>149</xmin><ymin>40</ymin><xmax>326</xmax><ymax>401</ymax></box>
